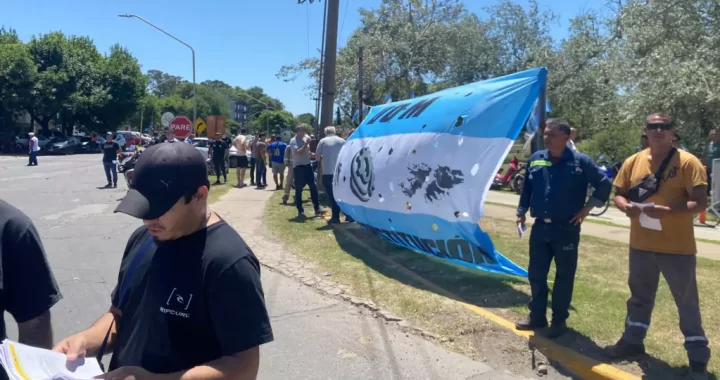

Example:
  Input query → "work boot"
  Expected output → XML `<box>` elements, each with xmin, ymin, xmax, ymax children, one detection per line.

<box><xmin>686</xmin><ymin>361</ymin><xmax>708</xmax><ymax>380</ymax></box>
<box><xmin>214</xmin><ymin>179</ymin><xmax>221</xmax><ymax>185</ymax></box>
<box><xmin>603</xmin><ymin>339</ymin><xmax>646</xmax><ymax>359</ymax></box>
<box><xmin>328</xmin><ymin>218</ymin><xmax>341</xmax><ymax>224</ymax></box>
<box><xmin>547</xmin><ymin>322</ymin><xmax>568</xmax><ymax>338</ymax></box>
<box><xmin>514</xmin><ymin>316</ymin><xmax>548</xmax><ymax>331</ymax></box>
<box><xmin>103</xmin><ymin>183</ymin><xmax>112</xmax><ymax>189</ymax></box>
<box><xmin>113</xmin><ymin>183</ymin><xmax>117</xmax><ymax>189</ymax></box>
<box><xmin>298</xmin><ymin>211</ymin><xmax>306</xmax><ymax>219</ymax></box>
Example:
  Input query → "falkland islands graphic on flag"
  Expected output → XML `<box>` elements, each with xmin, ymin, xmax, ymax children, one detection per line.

<box><xmin>332</xmin><ymin>68</ymin><xmax>548</xmax><ymax>277</ymax></box>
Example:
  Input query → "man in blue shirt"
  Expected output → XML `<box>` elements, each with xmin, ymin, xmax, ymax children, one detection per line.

<box><xmin>515</xmin><ymin>119</ymin><xmax>611</xmax><ymax>338</ymax></box>
<box><xmin>267</xmin><ymin>136</ymin><xmax>288</xmax><ymax>190</ymax></box>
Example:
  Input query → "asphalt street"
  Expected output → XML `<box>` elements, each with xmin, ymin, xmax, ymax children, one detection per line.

<box><xmin>0</xmin><ymin>154</ymin><xmax>529</xmax><ymax>380</ymax></box>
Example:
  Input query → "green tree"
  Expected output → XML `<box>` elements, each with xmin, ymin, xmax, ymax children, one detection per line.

<box><xmin>90</xmin><ymin>44</ymin><xmax>146</xmax><ymax>133</ymax></box>
<box><xmin>253</xmin><ymin>110</ymin><xmax>296</xmax><ymax>136</ymax></box>
<box><xmin>0</xmin><ymin>29</ymin><xmax>35</xmax><ymax>132</ymax></box>
<box><xmin>296</xmin><ymin>112</ymin><xmax>315</xmax><ymax>127</ymax></box>
<box><xmin>147</xmin><ymin>69</ymin><xmax>182</xmax><ymax>97</ymax></box>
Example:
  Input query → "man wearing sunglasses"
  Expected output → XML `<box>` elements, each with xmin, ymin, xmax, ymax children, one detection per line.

<box><xmin>605</xmin><ymin>113</ymin><xmax>709</xmax><ymax>379</ymax></box>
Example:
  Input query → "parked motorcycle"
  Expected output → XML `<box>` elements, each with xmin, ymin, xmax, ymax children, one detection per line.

<box><xmin>117</xmin><ymin>151</ymin><xmax>140</xmax><ymax>189</ymax></box>
<box><xmin>588</xmin><ymin>155</ymin><xmax>622</xmax><ymax>217</ymax></box>
<box><xmin>491</xmin><ymin>157</ymin><xmax>520</xmax><ymax>191</ymax></box>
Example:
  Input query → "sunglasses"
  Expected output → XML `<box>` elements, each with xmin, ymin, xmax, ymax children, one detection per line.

<box><xmin>645</xmin><ymin>123</ymin><xmax>673</xmax><ymax>130</ymax></box>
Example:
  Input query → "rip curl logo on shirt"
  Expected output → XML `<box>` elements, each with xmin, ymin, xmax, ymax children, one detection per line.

<box><xmin>350</xmin><ymin>147</ymin><xmax>375</xmax><ymax>202</ymax></box>
<box><xmin>160</xmin><ymin>287</ymin><xmax>193</xmax><ymax>319</ymax></box>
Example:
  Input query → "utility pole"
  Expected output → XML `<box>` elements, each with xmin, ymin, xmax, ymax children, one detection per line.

<box><xmin>313</xmin><ymin>0</ymin><xmax>328</xmax><ymax>134</ymax></box>
<box><xmin>357</xmin><ymin>47</ymin><xmax>364</xmax><ymax>124</ymax></box>
<box><xmin>319</xmin><ymin>0</ymin><xmax>340</xmax><ymax>139</ymax></box>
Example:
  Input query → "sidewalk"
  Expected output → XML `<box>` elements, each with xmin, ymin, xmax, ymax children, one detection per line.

<box><xmin>212</xmin><ymin>187</ymin><xmax>538</xmax><ymax>380</ymax></box>
<box><xmin>485</xmin><ymin>191</ymin><xmax>720</xmax><ymax>261</ymax></box>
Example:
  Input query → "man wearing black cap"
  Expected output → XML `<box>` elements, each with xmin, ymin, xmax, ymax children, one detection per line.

<box><xmin>53</xmin><ymin>143</ymin><xmax>274</xmax><ymax>379</ymax></box>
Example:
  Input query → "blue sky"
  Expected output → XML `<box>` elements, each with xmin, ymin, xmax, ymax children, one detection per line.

<box><xmin>1</xmin><ymin>0</ymin><xmax>604</xmax><ymax>116</ymax></box>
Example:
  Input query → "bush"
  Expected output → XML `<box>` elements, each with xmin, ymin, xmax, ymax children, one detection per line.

<box><xmin>577</xmin><ymin>123</ymin><xmax>642</xmax><ymax>163</ymax></box>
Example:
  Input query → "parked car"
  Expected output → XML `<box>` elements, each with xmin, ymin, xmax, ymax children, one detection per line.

<box><xmin>140</xmin><ymin>133</ymin><xmax>153</xmax><ymax>145</ymax></box>
<box><xmin>15</xmin><ymin>135</ymin><xmax>51</xmax><ymax>151</ymax></box>
<box><xmin>45</xmin><ymin>136</ymin><xmax>82</xmax><ymax>155</ymax></box>
<box><xmin>77</xmin><ymin>136</ymin><xmax>104</xmax><ymax>154</ymax></box>
<box><xmin>116</xmin><ymin>131</ymin><xmax>141</xmax><ymax>147</ymax></box>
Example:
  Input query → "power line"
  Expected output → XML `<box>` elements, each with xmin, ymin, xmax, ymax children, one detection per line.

<box><xmin>339</xmin><ymin>0</ymin><xmax>350</xmax><ymax>40</ymax></box>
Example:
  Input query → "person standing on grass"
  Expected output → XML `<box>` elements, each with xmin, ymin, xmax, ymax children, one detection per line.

<box><xmin>53</xmin><ymin>142</ymin><xmax>273</xmax><ymax>379</ymax></box>
<box><xmin>316</xmin><ymin>126</ymin><xmax>352</xmax><ymax>223</ymax></box>
<box><xmin>288</xmin><ymin>125</ymin><xmax>321</xmax><ymax>218</ymax></box>
<box><xmin>249</xmin><ymin>134</ymin><xmax>257</xmax><ymax>187</ymax></box>
<box><xmin>254</xmin><ymin>133</ymin><xmax>268</xmax><ymax>189</ymax></box>
<box><xmin>233</xmin><ymin>129</ymin><xmax>249</xmax><ymax>188</ymax></box>
<box><xmin>267</xmin><ymin>136</ymin><xmax>287</xmax><ymax>190</ymax></box>
<box><xmin>515</xmin><ymin>119</ymin><xmax>611</xmax><ymax>338</ymax></box>
<box><xmin>282</xmin><ymin>140</ymin><xmax>294</xmax><ymax>205</ymax></box>
<box><xmin>702</xmin><ymin>129</ymin><xmax>719</xmax><ymax>196</ymax></box>
<box><xmin>604</xmin><ymin>113</ymin><xmax>710</xmax><ymax>379</ymax></box>
<box><xmin>209</xmin><ymin>132</ymin><xmax>228</xmax><ymax>185</ymax></box>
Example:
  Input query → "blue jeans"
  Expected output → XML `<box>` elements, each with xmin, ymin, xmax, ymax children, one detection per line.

<box><xmin>28</xmin><ymin>151</ymin><xmax>38</xmax><ymax>165</ymax></box>
<box><xmin>103</xmin><ymin>162</ymin><xmax>118</xmax><ymax>185</ymax></box>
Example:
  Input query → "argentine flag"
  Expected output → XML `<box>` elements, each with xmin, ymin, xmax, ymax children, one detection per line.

<box><xmin>332</xmin><ymin>68</ymin><xmax>548</xmax><ymax>276</ymax></box>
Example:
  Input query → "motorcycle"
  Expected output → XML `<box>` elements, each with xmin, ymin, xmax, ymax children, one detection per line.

<box><xmin>491</xmin><ymin>157</ymin><xmax>521</xmax><ymax>191</ymax></box>
<box><xmin>588</xmin><ymin>155</ymin><xmax>622</xmax><ymax>217</ymax></box>
<box><xmin>117</xmin><ymin>151</ymin><xmax>140</xmax><ymax>189</ymax></box>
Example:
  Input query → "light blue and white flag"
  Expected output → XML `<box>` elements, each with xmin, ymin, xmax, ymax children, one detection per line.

<box><xmin>383</xmin><ymin>93</ymin><xmax>393</xmax><ymax>104</ymax></box>
<box><xmin>332</xmin><ymin>68</ymin><xmax>548</xmax><ymax>277</ymax></box>
<box><xmin>352</xmin><ymin>104</ymin><xmax>371</xmax><ymax>124</ymax></box>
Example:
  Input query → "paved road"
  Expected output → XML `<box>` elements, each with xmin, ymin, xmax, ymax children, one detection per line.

<box><xmin>0</xmin><ymin>155</ymin><xmax>534</xmax><ymax>380</ymax></box>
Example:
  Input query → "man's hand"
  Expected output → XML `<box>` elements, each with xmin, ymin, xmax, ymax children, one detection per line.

<box><xmin>516</xmin><ymin>215</ymin><xmax>526</xmax><ymax>226</ymax></box>
<box><xmin>643</xmin><ymin>205</ymin><xmax>672</xmax><ymax>219</ymax></box>
<box><xmin>622</xmin><ymin>203</ymin><xmax>642</xmax><ymax>218</ymax></box>
<box><xmin>570</xmin><ymin>205</ymin><xmax>592</xmax><ymax>225</ymax></box>
<box><xmin>52</xmin><ymin>334</ymin><xmax>88</xmax><ymax>361</ymax></box>
<box><xmin>93</xmin><ymin>366</ymin><xmax>154</xmax><ymax>380</ymax></box>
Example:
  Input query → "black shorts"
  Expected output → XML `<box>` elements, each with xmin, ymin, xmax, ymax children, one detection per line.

<box><xmin>237</xmin><ymin>156</ymin><xmax>249</xmax><ymax>168</ymax></box>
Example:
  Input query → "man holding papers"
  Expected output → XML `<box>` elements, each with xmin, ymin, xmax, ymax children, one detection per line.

<box><xmin>605</xmin><ymin>113</ymin><xmax>710</xmax><ymax>379</ymax></box>
<box><xmin>53</xmin><ymin>143</ymin><xmax>274</xmax><ymax>380</ymax></box>
<box><xmin>0</xmin><ymin>200</ymin><xmax>63</xmax><ymax>378</ymax></box>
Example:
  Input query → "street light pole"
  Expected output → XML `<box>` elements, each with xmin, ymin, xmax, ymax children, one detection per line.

<box><xmin>239</xmin><ymin>93</ymin><xmax>273</xmax><ymax>136</ymax></box>
<box><xmin>118</xmin><ymin>14</ymin><xmax>197</xmax><ymax>129</ymax></box>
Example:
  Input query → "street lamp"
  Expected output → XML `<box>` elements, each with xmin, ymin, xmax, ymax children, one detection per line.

<box><xmin>118</xmin><ymin>14</ymin><xmax>197</xmax><ymax>129</ymax></box>
<box><xmin>238</xmin><ymin>93</ymin><xmax>273</xmax><ymax>137</ymax></box>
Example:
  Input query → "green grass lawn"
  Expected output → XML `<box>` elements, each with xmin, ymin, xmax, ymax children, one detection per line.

<box><xmin>266</xmin><ymin>189</ymin><xmax>720</xmax><ymax>378</ymax></box>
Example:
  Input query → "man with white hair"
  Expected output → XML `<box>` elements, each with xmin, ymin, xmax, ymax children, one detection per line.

<box><xmin>27</xmin><ymin>132</ymin><xmax>39</xmax><ymax>166</ymax></box>
<box><xmin>316</xmin><ymin>126</ymin><xmax>349</xmax><ymax>223</ymax></box>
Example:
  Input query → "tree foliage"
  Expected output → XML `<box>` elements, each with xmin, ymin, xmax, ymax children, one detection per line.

<box><xmin>279</xmin><ymin>0</ymin><xmax>720</xmax><ymax>155</ymax></box>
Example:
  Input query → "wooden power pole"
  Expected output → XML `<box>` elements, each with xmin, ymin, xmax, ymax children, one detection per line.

<box><xmin>319</xmin><ymin>0</ymin><xmax>340</xmax><ymax>139</ymax></box>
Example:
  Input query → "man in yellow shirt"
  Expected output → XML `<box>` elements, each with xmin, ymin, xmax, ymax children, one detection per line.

<box><xmin>605</xmin><ymin>113</ymin><xmax>709</xmax><ymax>379</ymax></box>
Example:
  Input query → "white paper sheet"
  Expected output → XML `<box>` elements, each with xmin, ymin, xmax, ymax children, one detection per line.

<box><xmin>0</xmin><ymin>339</ymin><xmax>103</xmax><ymax>380</ymax></box>
<box><xmin>631</xmin><ymin>202</ymin><xmax>663</xmax><ymax>231</ymax></box>
<box><xmin>517</xmin><ymin>223</ymin><xmax>527</xmax><ymax>238</ymax></box>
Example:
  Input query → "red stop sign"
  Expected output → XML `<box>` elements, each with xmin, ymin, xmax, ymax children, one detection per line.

<box><xmin>169</xmin><ymin>116</ymin><xmax>193</xmax><ymax>138</ymax></box>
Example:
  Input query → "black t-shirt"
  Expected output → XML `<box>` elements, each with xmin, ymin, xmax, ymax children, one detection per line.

<box><xmin>109</xmin><ymin>221</ymin><xmax>274</xmax><ymax>374</ymax></box>
<box><xmin>0</xmin><ymin>201</ymin><xmax>62</xmax><ymax>379</ymax></box>
<box><xmin>102</xmin><ymin>141</ymin><xmax>121</xmax><ymax>163</ymax></box>
<box><xmin>209</xmin><ymin>140</ymin><xmax>228</xmax><ymax>161</ymax></box>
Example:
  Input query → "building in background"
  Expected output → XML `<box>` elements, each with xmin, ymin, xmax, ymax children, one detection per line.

<box><xmin>226</xmin><ymin>95</ymin><xmax>248</xmax><ymax>130</ymax></box>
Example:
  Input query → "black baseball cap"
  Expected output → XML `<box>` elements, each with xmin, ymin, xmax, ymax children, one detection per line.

<box><xmin>114</xmin><ymin>143</ymin><xmax>209</xmax><ymax>220</ymax></box>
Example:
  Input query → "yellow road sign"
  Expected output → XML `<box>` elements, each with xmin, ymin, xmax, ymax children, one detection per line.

<box><xmin>195</xmin><ymin>117</ymin><xmax>207</xmax><ymax>134</ymax></box>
